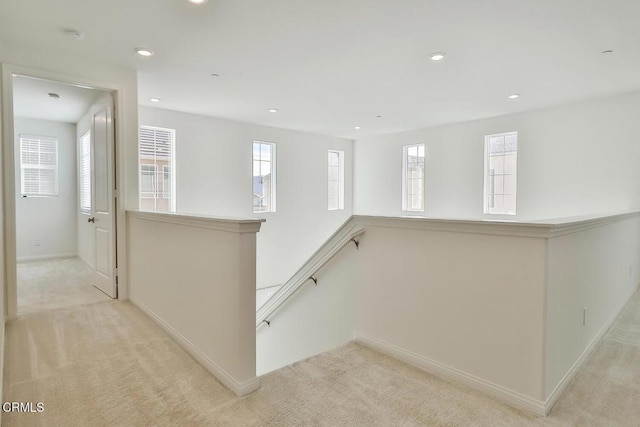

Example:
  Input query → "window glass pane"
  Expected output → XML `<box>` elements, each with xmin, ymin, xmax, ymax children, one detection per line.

<box><xmin>253</xmin><ymin>141</ymin><xmax>276</xmax><ymax>213</ymax></box>
<box><xmin>488</xmin><ymin>154</ymin><xmax>504</xmax><ymax>175</ymax></box>
<box><xmin>504</xmin><ymin>195</ymin><xmax>517</xmax><ymax>214</ymax></box>
<box><xmin>139</xmin><ymin>126</ymin><xmax>175</xmax><ymax>212</ymax></box>
<box><xmin>403</xmin><ymin>144</ymin><xmax>425</xmax><ymax>211</ymax></box>
<box><xmin>484</xmin><ymin>132</ymin><xmax>517</xmax><ymax>215</ymax></box>
<box><xmin>504</xmin><ymin>153</ymin><xmax>517</xmax><ymax>175</ymax></box>
<box><xmin>504</xmin><ymin>174</ymin><xmax>517</xmax><ymax>195</ymax></box>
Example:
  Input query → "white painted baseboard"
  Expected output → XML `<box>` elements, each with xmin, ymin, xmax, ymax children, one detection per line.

<box><xmin>16</xmin><ymin>253</ymin><xmax>77</xmax><ymax>263</ymax></box>
<box><xmin>543</xmin><ymin>283</ymin><xmax>640</xmax><ymax>414</ymax></box>
<box><xmin>354</xmin><ymin>331</ymin><xmax>547</xmax><ymax>416</ymax></box>
<box><xmin>130</xmin><ymin>298</ymin><xmax>261</xmax><ymax>397</ymax></box>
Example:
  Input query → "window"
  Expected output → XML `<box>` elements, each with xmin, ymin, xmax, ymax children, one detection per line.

<box><xmin>79</xmin><ymin>131</ymin><xmax>91</xmax><ymax>213</ymax></box>
<box><xmin>402</xmin><ymin>144</ymin><xmax>425</xmax><ymax>212</ymax></box>
<box><xmin>253</xmin><ymin>141</ymin><xmax>276</xmax><ymax>213</ymax></box>
<box><xmin>20</xmin><ymin>135</ymin><xmax>58</xmax><ymax>196</ymax></box>
<box><xmin>484</xmin><ymin>131</ymin><xmax>517</xmax><ymax>215</ymax></box>
<box><xmin>139</xmin><ymin>125</ymin><xmax>176</xmax><ymax>212</ymax></box>
<box><xmin>328</xmin><ymin>150</ymin><xmax>345</xmax><ymax>210</ymax></box>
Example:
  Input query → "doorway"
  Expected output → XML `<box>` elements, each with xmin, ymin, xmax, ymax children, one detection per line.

<box><xmin>8</xmin><ymin>73</ymin><xmax>118</xmax><ymax>317</ymax></box>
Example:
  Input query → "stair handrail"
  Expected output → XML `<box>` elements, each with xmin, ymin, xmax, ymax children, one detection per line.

<box><xmin>256</xmin><ymin>216</ymin><xmax>364</xmax><ymax>327</ymax></box>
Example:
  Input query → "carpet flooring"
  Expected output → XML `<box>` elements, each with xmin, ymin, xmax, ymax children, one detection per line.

<box><xmin>3</xmin><ymin>261</ymin><xmax>640</xmax><ymax>425</ymax></box>
<box><xmin>16</xmin><ymin>258</ymin><xmax>111</xmax><ymax>317</ymax></box>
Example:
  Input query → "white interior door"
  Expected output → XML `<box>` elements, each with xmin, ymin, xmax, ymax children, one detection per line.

<box><xmin>90</xmin><ymin>105</ymin><xmax>117</xmax><ymax>298</ymax></box>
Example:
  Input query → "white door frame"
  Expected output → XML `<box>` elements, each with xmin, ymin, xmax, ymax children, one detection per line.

<box><xmin>1</xmin><ymin>63</ymin><xmax>128</xmax><ymax>320</ymax></box>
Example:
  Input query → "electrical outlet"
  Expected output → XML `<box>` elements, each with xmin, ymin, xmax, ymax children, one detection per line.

<box><xmin>34</xmin><ymin>239</ymin><xmax>41</xmax><ymax>247</ymax></box>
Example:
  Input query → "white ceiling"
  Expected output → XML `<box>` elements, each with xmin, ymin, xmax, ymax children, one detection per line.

<box><xmin>2</xmin><ymin>0</ymin><xmax>640</xmax><ymax>138</ymax></box>
<box><xmin>12</xmin><ymin>76</ymin><xmax>105</xmax><ymax>123</ymax></box>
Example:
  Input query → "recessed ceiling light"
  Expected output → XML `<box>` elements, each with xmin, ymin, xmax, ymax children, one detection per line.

<box><xmin>188</xmin><ymin>0</ymin><xmax>208</xmax><ymax>4</ymax></box>
<box><xmin>135</xmin><ymin>48</ymin><xmax>154</xmax><ymax>57</ymax></box>
<box><xmin>601</xmin><ymin>49</ymin><xmax>614</xmax><ymax>55</ymax></box>
<box><xmin>48</xmin><ymin>93</ymin><xmax>60</xmax><ymax>99</ymax></box>
<box><xmin>508</xmin><ymin>93</ymin><xmax>520</xmax><ymax>99</ymax></box>
<box><xmin>354</xmin><ymin>126</ymin><xmax>361</xmax><ymax>130</ymax></box>
<box><xmin>150</xmin><ymin>98</ymin><xmax>160</xmax><ymax>103</ymax></box>
<box><xmin>429</xmin><ymin>52</ymin><xmax>446</xmax><ymax>61</ymax></box>
<box><xmin>268</xmin><ymin>108</ymin><xmax>278</xmax><ymax>113</ymax></box>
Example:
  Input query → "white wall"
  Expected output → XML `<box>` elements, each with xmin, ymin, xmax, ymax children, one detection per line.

<box><xmin>354</xmin><ymin>92</ymin><xmax>640</xmax><ymax>221</ymax></box>
<box><xmin>257</xmin><ymin>213</ymin><xmax>640</xmax><ymax>414</ymax></box>
<box><xmin>545</xmin><ymin>215</ymin><xmax>640</xmax><ymax>399</ymax></box>
<box><xmin>14</xmin><ymin>118</ymin><xmax>77</xmax><ymax>261</ymax></box>
<box><xmin>127</xmin><ymin>211</ymin><xmax>262</xmax><ymax>395</ymax></box>
<box><xmin>138</xmin><ymin>106</ymin><xmax>354</xmax><ymax>289</ymax></box>
<box><xmin>352</xmin><ymin>221</ymin><xmax>547</xmax><ymax>401</ymax></box>
<box><xmin>257</xmin><ymin>233</ymin><xmax>359</xmax><ymax>374</ymax></box>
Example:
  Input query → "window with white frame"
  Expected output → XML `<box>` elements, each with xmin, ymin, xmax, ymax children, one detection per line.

<box><xmin>20</xmin><ymin>135</ymin><xmax>59</xmax><ymax>197</ymax></box>
<box><xmin>484</xmin><ymin>131</ymin><xmax>517</xmax><ymax>215</ymax></box>
<box><xmin>79</xmin><ymin>131</ymin><xmax>91</xmax><ymax>213</ymax></box>
<box><xmin>253</xmin><ymin>141</ymin><xmax>276</xmax><ymax>213</ymax></box>
<box><xmin>139</xmin><ymin>125</ymin><xmax>176</xmax><ymax>212</ymax></box>
<box><xmin>328</xmin><ymin>150</ymin><xmax>344</xmax><ymax>210</ymax></box>
<box><xmin>402</xmin><ymin>144</ymin><xmax>425</xmax><ymax>212</ymax></box>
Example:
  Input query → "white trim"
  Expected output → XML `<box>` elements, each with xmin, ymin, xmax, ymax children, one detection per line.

<box><xmin>16</xmin><ymin>253</ymin><xmax>77</xmax><ymax>263</ymax></box>
<box><xmin>131</xmin><ymin>298</ymin><xmax>261</xmax><ymax>396</ymax></box>
<box><xmin>354</xmin><ymin>332</ymin><xmax>547</xmax><ymax>416</ymax></box>
<box><xmin>127</xmin><ymin>210</ymin><xmax>264</xmax><ymax>234</ymax></box>
<box><xmin>354</xmin><ymin>211</ymin><xmax>640</xmax><ymax>239</ymax></box>
<box><xmin>542</xmin><ymin>283</ymin><xmax>640</xmax><ymax>414</ymax></box>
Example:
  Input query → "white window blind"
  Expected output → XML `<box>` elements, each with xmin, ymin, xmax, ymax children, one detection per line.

<box><xmin>402</xmin><ymin>144</ymin><xmax>425</xmax><ymax>211</ymax></box>
<box><xmin>20</xmin><ymin>135</ymin><xmax>59</xmax><ymax>196</ymax></box>
<box><xmin>79</xmin><ymin>131</ymin><xmax>92</xmax><ymax>213</ymax></box>
<box><xmin>328</xmin><ymin>150</ymin><xmax>344</xmax><ymax>210</ymax></box>
<box><xmin>484</xmin><ymin>131</ymin><xmax>517</xmax><ymax>215</ymax></box>
<box><xmin>253</xmin><ymin>141</ymin><xmax>276</xmax><ymax>213</ymax></box>
<box><xmin>139</xmin><ymin>125</ymin><xmax>176</xmax><ymax>212</ymax></box>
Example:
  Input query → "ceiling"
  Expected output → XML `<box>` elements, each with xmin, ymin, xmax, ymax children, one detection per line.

<box><xmin>12</xmin><ymin>76</ymin><xmax>105</xmax><ymax>123</ymax></box>
<box><xmin>1</xmin><ymin>0</ymin><xmax>639</xmax><ymax>138</ymax></box>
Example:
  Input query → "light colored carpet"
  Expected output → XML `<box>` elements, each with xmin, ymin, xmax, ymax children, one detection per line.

<box><xmin>17</xmin><ymin>258</ymin><xmax>111</xmax><ymax>317</ymax></box>
<box><xmin>3</xmin><ymin>289</ymin><xmax>640</xmax><ymax>425</ymax></box>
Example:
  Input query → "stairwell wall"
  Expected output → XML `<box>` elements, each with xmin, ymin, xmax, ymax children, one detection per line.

<box><xmin>138</xmin><ymin>106</ymin><xmax>354</xmax><ymax>290</ymax></box>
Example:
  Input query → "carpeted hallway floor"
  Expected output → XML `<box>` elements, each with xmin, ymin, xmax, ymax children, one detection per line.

<box><xmin>16</xmin><ymin>258</ymin><xmax>111</xmax><ymax>317</ymax></box>
<box><xmin>3</xmin><ymin>261</ymin><xmax>640</xmax><ymax>425</ymax></box>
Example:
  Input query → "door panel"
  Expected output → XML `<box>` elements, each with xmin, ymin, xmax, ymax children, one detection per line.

<box><xmin>92</xmin><ymin>106</ymin><xmax>117</xmax><ymax>298</ymax></box>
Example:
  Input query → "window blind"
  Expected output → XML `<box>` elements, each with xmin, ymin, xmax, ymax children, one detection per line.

<box><xmin>20</xmin><ymin>135</ymin><xmax>59</xmax><ymax>196</ymax></box>
<box><xmin>80</xmin><ymin>131</ymin><xmax>91</xmax><ymax>213</ymax></box>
